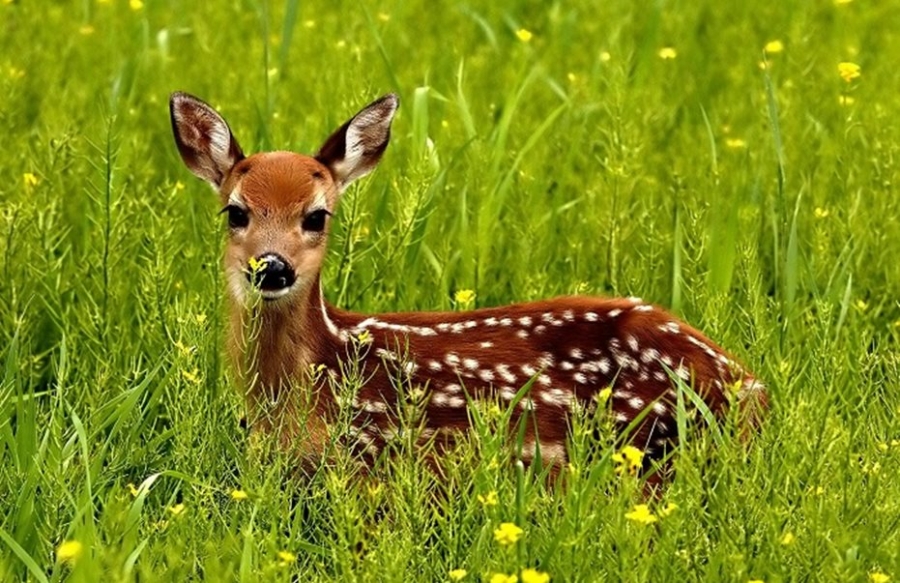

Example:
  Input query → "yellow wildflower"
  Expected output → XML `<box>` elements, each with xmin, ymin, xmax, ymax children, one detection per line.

<box><xmin>838</xmin><ymin>62</ymin><xmax>861</xmax><ymax>82</ymax></box>
<box><xmin>516</xmin><ymin>29</ymin><xmax>533</xmax><ymax>43</ymax></box>
<box><xmin>599</xmin><ymin>51</ymin><xmax>611</xmax><ymax>62</ymax></box>
<box><xmin>477</xmin><ymin>490</ymin><xmax>499</xmax><ymax>507</ymax></box>
<box><xmin>129</xmin><ymin>0</ymin><xmax>143</xmax><ymax>10</ymax></box>
<box><xmin>168</xmin><ymin>503</ymin><xmax>186</xmax><ymax>516</ymax></box>
<box><xmin>725</xmin><ymin>138</ymin><xmax>747</xmax><ymax>149</ymax></box>
<box><xmin>377</xmin><ymin>12</ymin><xmax>390</xmax><ymax>22</ymax></box>
<box><xmin>277</xmin><ymin>550</ymin><xmax>296</xmax><ymax>566</ymax></box>
<box><xmin>612</xmin><ymin>445</ymin><xmax>644</xmax><ymax>475</ymax></box>
<box><xmin>869</xmin><ymin>572</ymin><xmax>890</xmax><ymax>583</ymax></box>
<box><xmin>23</xmin><ymin>173</ymin><xmax>39</xmax><ymax>188</ymax></box>
<box><xmin>625</xmin><ymin>504</ymin><xmax>658</xmax><ymax>525</ymax></box>
<box><xmin>834</xmin><ymin>0</ymin><xmax>853</xmax><ymax>4</ymax></box>
<box><xmin>449</xmin><ymin>569</ymin><xmax>468</xmax><ymax>581</ymax></box>
<box><xmin>454</xmin><ymin>289</ymin><xmax>476</xmax><ymax>307</ymax></box>
<box><xmin>174</xmin><ymin>180</ymin><xmax>185</xmax><ymax>191</ymax></box>
<box><xmin>303</xmin><ymin>19</ymin><xmax>315</xmax><ymax>28</ymax></box>
<box><xmin>780</xmin><ymin>531</ymin><xmax>795</xmax><ymax>545</ymax></box>
<box><xmin>748</xmin><ymin>580</ymin><xmax>765</xmax><ymax>583</ymax></box>
<box><xmin>839</xmin><ymin>95</ymin><xmax>855</xmax><ymax>106</ymax></box>
<box><xmin>490</xmin><ymin>574</ymin><xmax>518</xmax><ymax>583</ymax></box>
<box><xmin>79</xmin><ymin>25</ymin><xmax>95</xmax><ymax>35</ymax></box>
<box><xmin>877</xmin><ymin>442</ymin><xmax>889</xmax><ymax>452</ymax></box>
<box><xmin>493</xmin><ymin>522</ymin><xmax>524</xmax><ymax>546</ymax></box>
<box><xmin>814</xmin><ymin>207</ymin><xmax>830</xmax><ymax>218</ymax></box>
<box><xmin>596</xmin><ymin>387</ymin><xmax>612</xmax><ymax>403</ymax></box>
<box><xmin>230</xmin><ymin>489</ymin><xmax>249</xmax><ymax>501</ymax></box>
<box><xmin>521</xmin><ymin>568</ymin><xmax>551</xmax><ymax>583</ymax></box>
<box><xmin>855</xmin><ymin>299</ymin><xmax>868</xmax><ymax>312</ymax></box>
<box><xmin>248</xmin><ymin>256</ymin><xmax>268</xmax><ymax>273</ymax></box>
<box><xmin>658</xmin><ymin>47</ymin><xmax>677</xmax><ymax>60</ymax></box>
<box><xmin>182</xmin><ymin>368</ymin><xmax>201</xmax><ymax>384</ymax></box>
<box><xmin>764</xmin><ymin>40</ymin><xmax>784</xmax><ymax>54</ymax></box>
<box><xmin>127</xmin><ymin>483</ymin><xmax>140</xmax><ymax>497</ymax></box>
<box><xmin>56</xmin><ymin>540</ymin><xmax>83</xmax><ymax>563</ymax></box>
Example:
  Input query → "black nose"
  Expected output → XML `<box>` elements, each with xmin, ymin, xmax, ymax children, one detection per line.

<box><xmin>247</xmin><ymin>253</ymin><xmax>296</xmax><ymax>291</ymax></box>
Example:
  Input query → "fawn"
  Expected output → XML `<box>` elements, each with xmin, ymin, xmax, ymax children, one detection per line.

<box><xmin>170</xmin><ymin>91</ymin><xmax>766</xmax><ymax>482</ymax></box>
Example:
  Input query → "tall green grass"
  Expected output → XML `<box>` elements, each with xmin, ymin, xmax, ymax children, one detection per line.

<box><xmin>2</xmin><ymin>0</ymin><xmax>900</xmax><ymax>580</ymax></box>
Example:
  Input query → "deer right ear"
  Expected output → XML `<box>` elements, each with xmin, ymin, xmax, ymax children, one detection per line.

<box><xmin>169</xmin><ymin>92</ymin><xmax>245</xmax><ymax>189</ymax></box>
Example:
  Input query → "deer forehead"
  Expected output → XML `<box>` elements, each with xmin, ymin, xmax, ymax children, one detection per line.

<box><xmin>224</xmin><ymin>152</ymin><xmax>335</xmax><ymax>214</ymax></box>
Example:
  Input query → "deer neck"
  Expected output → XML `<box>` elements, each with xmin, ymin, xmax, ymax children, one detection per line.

<box><xmin>228</xmin><ymin>275</ymin><xmax>346</xmax><ymax>427</ymax></box>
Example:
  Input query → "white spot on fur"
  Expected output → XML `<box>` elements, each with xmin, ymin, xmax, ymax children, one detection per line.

<box><xmin>496</xmin><ymin>364</ymin><xmax>517</xmax><ymax>384</ymax></box>
<box><xmin>499</xmin><ymin>317</ymin><xmax>513</xmax><ymax>326</ymax></box>
<box><xmin>628</xmin><ymin>396</ymin><xmax>645</xmax><ymax>410</ymax></box>
<box><xmin>562</xmin><ymin>309</ymin><xmax>575</xmax><ymax>321</ymax></box>
<box><xmin>633</xmin><ymin>304</ymin><xmax>653</xmax><ymax>312</ymax></box>
<box><xmin>478</xmin><ymin>369</ymin><xmax>495</xmax><ymax>382</ymax></box>
<box><xmin>537</xmin><ymin>374</ymin><xmax>551</xmax><ymax>386</ymax></box>
<box><xmin>517</xmin><ymin>329</ymin><xmax>529</xmax><ymax>339</ymax></box>
<box><xmin>537</xmin><ymin>353</ymin><xmax>554</xmax><ymax>368</ymax></box>
<box><xmin>675</xmin><ymin>365</ymin><xmax>691</xmax><ymax>381</ymax></box>
<box><xmin>463</xmin><ymin>358</ymin><xmax>479</xmax><ymax>370</ymax></box>
<box><xmin>521</xmin><ymin>364</ymin><xmax>538</xmax><ymax>376</ymax></box>
<box><xmin>480</xmin><ymin>341</ymin><xmax>494</xmax><ymax>349</ymax></box>
<box><xmin>428</xmin><ymin>360</ymin><xmax>442</xmax><ymax>372</ymax></box>
<box><xmin>450</xmin><ymin>323</ymin><xmax>465</xmax><ymax>333</ymax></box>
<box><xmin>518</xmin><ymin>316</ymin><xmax>533</xmax><ymax>327</ymax></box>
<box><xmin>584</xmin><ymin>311</ymin><xmax>599</xmax><ymax>322</ymax></box>
<box><xmin>464</xmin><ymin>320</ymin><xmax>477</xmax><ymax>329</ymax></box>
<box><xmin>375</xmin><ymin>348</ymin><xmax>397</xmax><ymax>361</ymax></box>
<box><xmin>445</xmin><ymin>352</ymin><xmax>460</xmax><ymax>366</ymax></box>
<box><xmin>607</xmin><ymin>308</ymin><xmax>622</xmax><ymax>318</ymax></box>
<box><xmin>534</xmin><ymin>325</ymin><xmax>547</xmax><ymax>335</ymax></box>
<box><xmin>444</xmin><ymin>383</ymin><xmax>462</xmax><ymax>394</ymax></box>
<box><xmin>573</xmin><ymin>372</ymin><xmax>587</xmax><ymax>384</ymax></box>
<box><xmin>500</xmin><ymin>386</ymin><xmax>517</xmax><ymax>401</ymax></box>
<box><xmin>658</xmin><ymin>321</ymin><xmax>680</xmax><ymax>334</ymax></box>
<box><xmin>597</xmin><ymin>358</ymin><xmax>611</xmax><ymax>374</ymax></box>
<box><xmin>569</xmin><ymin>348</ymin><xmax>584</xmax><ymax>360</ymax></box>
<box><xmin>436</xmin><ymin>323</ymin><xmax>451</xmax><ymax>332</ymax></box>
<box><xmin>640</xmin><ymin>348</ymin><xmax>660</xmax><ymax>363</ymax></box>
<box><xmin>654</xmin><ymin>371</ymin><xmax>667</xmax><ymax>382</ymax></box>
<box><xmin>484</xmin><ymin>317</ymin><xmax>499</xmax><ymax>326</ymax></box>
<box><xmin>519</xmin><ymin>397</ymin><xmax>536</xmax><ymax>411</ymax></box>
<box><xmin>560</xmin><ymin>361</ymin><xmax>574</xmax><ymax>371</ymax></box>
<box><xmin>363</xmin><ymin>400</ymin><xmax>387</xmax><ymax>413</ymax></box>
<box><xmin>625</xmin><ymin>334</ymin><xmax>639</xmax><ymax>353</ymax></box>
<box><xmin>652</xmin><ymin>401</ymin><xmax>668</xmax><ymax>415</ymax></box>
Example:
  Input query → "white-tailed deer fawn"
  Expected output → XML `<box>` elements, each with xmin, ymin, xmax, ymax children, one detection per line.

<box><xmin>170</xmin><ymin>91</ymin><xmax>766</xmax><ymax>482</ymax></box>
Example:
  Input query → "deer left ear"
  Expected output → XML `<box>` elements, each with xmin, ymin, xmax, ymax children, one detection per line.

<box><xmin>315</xmin><ymin>93</ymin><xmax>398</xmax><ymax>191</ymax></box>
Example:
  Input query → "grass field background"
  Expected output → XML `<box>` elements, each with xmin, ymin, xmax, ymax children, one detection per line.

<box><xmin>2</xmin><ymin>0</ymin><xmax>900</xmax><ymax>580</ymax></box>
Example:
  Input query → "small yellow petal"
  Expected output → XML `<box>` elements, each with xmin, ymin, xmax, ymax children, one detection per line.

<box><xmin>449</xmin><ymin>569</ymin><xmax>468</xmax><ymax>581</ymax></box>
<box><xmin>129</xmin><ymin>0</ymin><xmax>143</xmax><ymax>10</ymax></box>
<box><xmin>168</xmin><ymin>503</ymin><xmax>186</xmax><ymax>516</ymax></box>
<box><xmin>493</xmin><ymin>522</ymin><xmax>524</xmax><ymax>545</ymax></box>
<box><xmin>869</xmin><ymin>573</ymin><xmax>890</xmax><ymax>583</ymax></box>
<box><xmin>838</xmin><ymin>61</ymin><xmax>861</xmax><ymax>82</ymax></box>
<box><xmin>521</xmin><ymin>568</ymin><xmax>551</xmax><ymax>583</ymax></box>
<box><xmin>780</xmin><ymin>531</ymin><xmax>795</xmax><ymax>545</ymax></box>
<box><xmin>230</xmin><ymin>489</ymin><xmax>249</xmax><ymax>501</ymax></box>
<box><xmin>277</xmin><ymin>550</ymin><xmax>297</xmax><ymax>565</ymax></box>
<box><xmin>516</xmin><ymin>29</ymin><xmax>533</xmax><ymax>43</ymax></box>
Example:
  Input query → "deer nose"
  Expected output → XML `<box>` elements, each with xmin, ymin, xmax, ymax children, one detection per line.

<box><xmin>247</xmin><ymin>253</ymin><xmax>296</xmax><ymax>292</ymax></box>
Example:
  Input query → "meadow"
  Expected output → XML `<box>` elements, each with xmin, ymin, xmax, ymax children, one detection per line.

<box><xmin>2</xmin><ymin>0</ymin><xmax>900</xmax><ymax>580</ymax></box>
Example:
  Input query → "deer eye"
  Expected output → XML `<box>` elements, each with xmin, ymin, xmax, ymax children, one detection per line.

<box><xmin>302</xmin><ymin>209</ymin><xmax>330</xmax><ymax>232</ymax></box>
<box><xmin>223</xmin><ymin>205</ymin><xmax>249</xmax><ymax>229</ymax></box>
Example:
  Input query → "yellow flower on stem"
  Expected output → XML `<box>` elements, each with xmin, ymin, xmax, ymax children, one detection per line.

<box><xmin>612</xmin><ymin>445</ymin><xmax>644</xmax><ymax>475</ymax></box>
<box><xmin>869</xmin><ymin>572</ymin><xmax>890</xmax><ymax>583</ymax></box>
<box><xmin>838</xmin><ymin>62</ymin><xmax>861</xmax><ymax>82</ymax></box>
<box><xmin>56</xmin><ymin>540</ymin><xmax>83</xmax><ymax>563</ymax></box>
<box><xmin>490</xmin><ymin>574</ymin><xmax>519</xmax><ymax>583</ymax></box>
<box><xmin>168</xmin><ymin>503</ymin><xmax>186</xmax><ymax>516</ymax></box>
<box><xmin>625</xmin><ymin>504</ymin><xmax>658</xmax><ymax>525</ymax></box>
<box><xmin>449</xmin><ymin>568</ymin><xmax>468</xmax><ymax>581</ymax></box>
<box><xmin>493</xmin><ymin>522</ymin><xmax>524</xmax><ymax>546</ymax></box>
<box><xmin>230</xmin><ymin>489</ymin><xmax>248</xmax><ymax>501</ymax></box>
<box><xmin>277</xmin><ymin>550</ymin><xmax>296</xmax><ymax>566</ymax></box>
<box><xmin>521</xmin><ymin>568</ymin><xmax>551</xmax><ymax>583</ymax></box>
<box><xmin>454</xmin><ymin>289</ymin><xmax>476</xmax><ymax>308</ymax></box>
<box><xmin>516</xmin><ymin>29</ymin><xmax>533</xmax><ymax>43</ymax></box>
<box><xmin>764</xmin><ymin>40</ymin><xmax>784</xmax><ymax>54</ymax></box>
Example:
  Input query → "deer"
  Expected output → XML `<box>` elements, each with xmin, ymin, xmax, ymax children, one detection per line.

<box><xmin>169</xmin><ymin>91</ymin><xmax>767</xmax><ymax>485</ymax></box>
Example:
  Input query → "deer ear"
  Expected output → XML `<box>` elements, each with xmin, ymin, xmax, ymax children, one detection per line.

<box><xmin>170</xmin><ymin>92</ymin><xmax>245</xmax><ymax>189</ymax></box>
<box><xmin>315</xmin><ymin>93</ymin><xmax>398</xmax><ymax>191</ymax></box>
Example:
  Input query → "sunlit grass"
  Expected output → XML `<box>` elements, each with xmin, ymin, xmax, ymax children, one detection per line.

<box><xmin>2</xmin><ymin>0</ymin><xmax>900</xmax><ymax>580</ymax></box>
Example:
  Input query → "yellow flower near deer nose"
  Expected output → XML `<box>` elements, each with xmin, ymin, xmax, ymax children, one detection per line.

<box><xmin>625</xmin><ymin>503</ymin><xmax>658</xmax><ymax>524</ymax></box>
